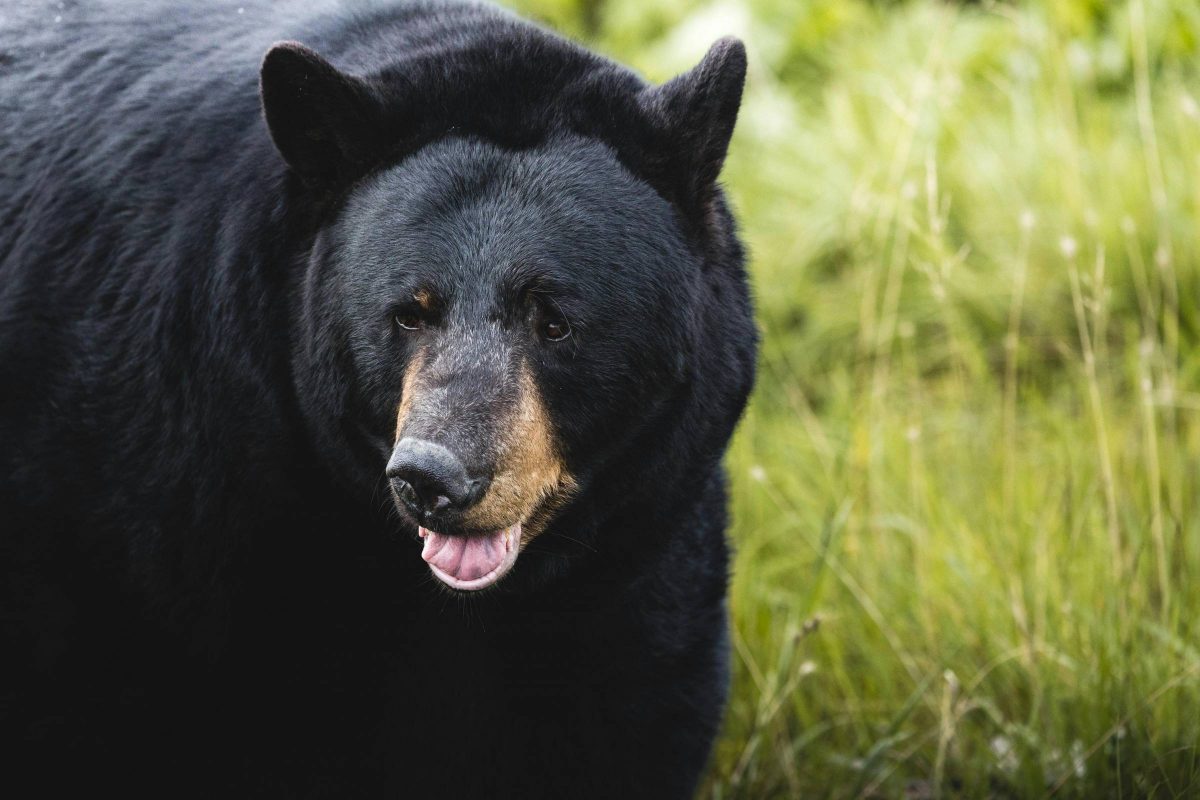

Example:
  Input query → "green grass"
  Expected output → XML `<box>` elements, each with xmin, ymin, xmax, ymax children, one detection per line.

<box><xmin>511</xmin><ymin>0</ymin><xmax>1200</xmax><ymax>795</ymax></box>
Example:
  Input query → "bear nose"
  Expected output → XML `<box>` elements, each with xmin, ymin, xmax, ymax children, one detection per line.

<box><xmin>386</xmin><ymin>438</ymin><xmax>485</xmax><ymax>520</ymax></box>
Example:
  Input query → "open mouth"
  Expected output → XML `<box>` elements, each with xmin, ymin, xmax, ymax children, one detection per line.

<box><xmin>418</xmin><ymin>523</ymin><xmax>522</xmax><ymax>591</ymax></box>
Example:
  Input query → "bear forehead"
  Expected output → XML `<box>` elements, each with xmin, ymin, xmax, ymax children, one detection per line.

<box><xmin>335</xmin><ymin>136</ymin><xmax>693</xmax><ymax>291</ymax></box>
<box><xmin>352</xmin><ymin>136</ymin><xmax>667</xmax><ymax>224</ymax></box>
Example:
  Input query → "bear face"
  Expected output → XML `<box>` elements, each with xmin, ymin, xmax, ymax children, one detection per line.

<box><xmin>260</xmin><ymin>33</ymin><xmax>748</xmax><ymax>594</ymax></box>
<box><xmin>299</xmin><ymin>135</ymin><xmax>699</xmax><ymax>591</ymax></box>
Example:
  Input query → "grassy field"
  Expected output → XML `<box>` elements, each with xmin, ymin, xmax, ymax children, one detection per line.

<box><xmin>511</xmin><ymin>1</ymin><xmax>1200</xmax><ymax>796</ymax></box>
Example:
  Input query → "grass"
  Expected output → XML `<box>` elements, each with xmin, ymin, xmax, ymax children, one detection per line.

<box><xmin>510</xmin><ymin>0</ymin><xmax>1200</xmax><ymax>795</ymax></box>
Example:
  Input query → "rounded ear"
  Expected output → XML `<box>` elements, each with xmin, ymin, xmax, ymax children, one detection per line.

<box><xmin>259</xmin><ymin>42</ymin><xmax>387</xmax><ymax>188</ymax></box>
<box><xmin>636</xmin><ymin>37</ymin><xmax>747</xmax><ymax>205</ymax></box>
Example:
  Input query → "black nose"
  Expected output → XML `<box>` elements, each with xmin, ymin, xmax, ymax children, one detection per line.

<box><xmin>386</xmin><ymin>438</ymin><xmax>485</xmax><ymax>520</ymax></box>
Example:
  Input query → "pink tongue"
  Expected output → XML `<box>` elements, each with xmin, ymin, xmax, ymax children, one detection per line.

<box><xmin>421</xmin><ymin>528</ymin><xmax>508</xmax><ymax>581</ymax></box>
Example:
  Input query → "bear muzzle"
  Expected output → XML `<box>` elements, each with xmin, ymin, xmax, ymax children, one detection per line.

<box><xmin>386</xmin><ymin>437</ymin><xmax>529</xmax><ymax>592</ymax></box>
<box><xmin>389</xmin><ymin>351</ymin><xmax>576</xmax><ymax>590</ymax></box>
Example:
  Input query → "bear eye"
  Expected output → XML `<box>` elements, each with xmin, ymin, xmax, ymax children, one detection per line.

<box><xmin>542</xmin><ymin>318</ymin><xmax>571</xmax><ymax>342</ymax></box>
<box><xmin>394</xmin><ymin>312</ymin><xmax>422</xmax><ymax>331</ymax></box>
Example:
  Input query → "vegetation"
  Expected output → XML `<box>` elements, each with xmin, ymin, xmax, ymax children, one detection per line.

<box><xmin>511</xmin><ymin>1</ymin><xmax>1200</xmax><ymax>795</ymax></box>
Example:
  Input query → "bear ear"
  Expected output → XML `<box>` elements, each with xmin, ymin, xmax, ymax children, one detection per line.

<box><xmin>635</xmin><ymin>37</ymin><xmax>747</xmax><ymax>211</ymax></box>
<box><xmin>260</xmin><ymin>42</ymin><xmax>387</xmax><ymax>188</ymax></box>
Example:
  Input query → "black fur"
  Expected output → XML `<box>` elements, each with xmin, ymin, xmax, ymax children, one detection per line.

<box><xmin>0</xmin><ymin>1</ymin><xmax>756</xmax><ymax>796</ymax></box>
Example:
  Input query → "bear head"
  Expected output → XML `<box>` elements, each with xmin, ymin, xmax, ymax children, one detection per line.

<box><xmin>259</xmin><ymin>29</ymin><xmax>749</xmax><ymax>593</ymax></box>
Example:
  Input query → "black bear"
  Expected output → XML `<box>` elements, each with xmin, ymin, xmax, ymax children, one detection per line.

<box><xmin>0</xmin><ymin>1</ymin><xmax>756</xmax><ymax>796</ymax></box>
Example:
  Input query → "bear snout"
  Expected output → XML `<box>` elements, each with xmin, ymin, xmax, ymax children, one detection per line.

<box><xmin>386</xmin><ymin>437</ymin><xmax>488</xmax><ymax>523</ymax></box>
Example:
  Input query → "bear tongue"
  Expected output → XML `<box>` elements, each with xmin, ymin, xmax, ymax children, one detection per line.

<box><xmin>420</xmin><ymin>524</ymin><xmax>519</xmax><ymax>590</ymax></box>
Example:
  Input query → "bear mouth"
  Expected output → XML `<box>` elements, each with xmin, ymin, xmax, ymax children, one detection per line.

<box><xmin>418</xmin><ymin>523</ymin><xmax>522</xmax><ymax>591</ymax></box>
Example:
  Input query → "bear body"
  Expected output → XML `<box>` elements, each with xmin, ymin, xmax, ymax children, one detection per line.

<box><xmin>0</xmin><ymin>1</ymin><xmax>755</xmax><ymax>796</ymax></box>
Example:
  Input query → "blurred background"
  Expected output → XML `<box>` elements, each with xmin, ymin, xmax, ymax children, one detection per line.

<box><xmin>510</xmin><ymin>0</ymin><xmax>1199</xmax><ymax>797</ymax></box>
